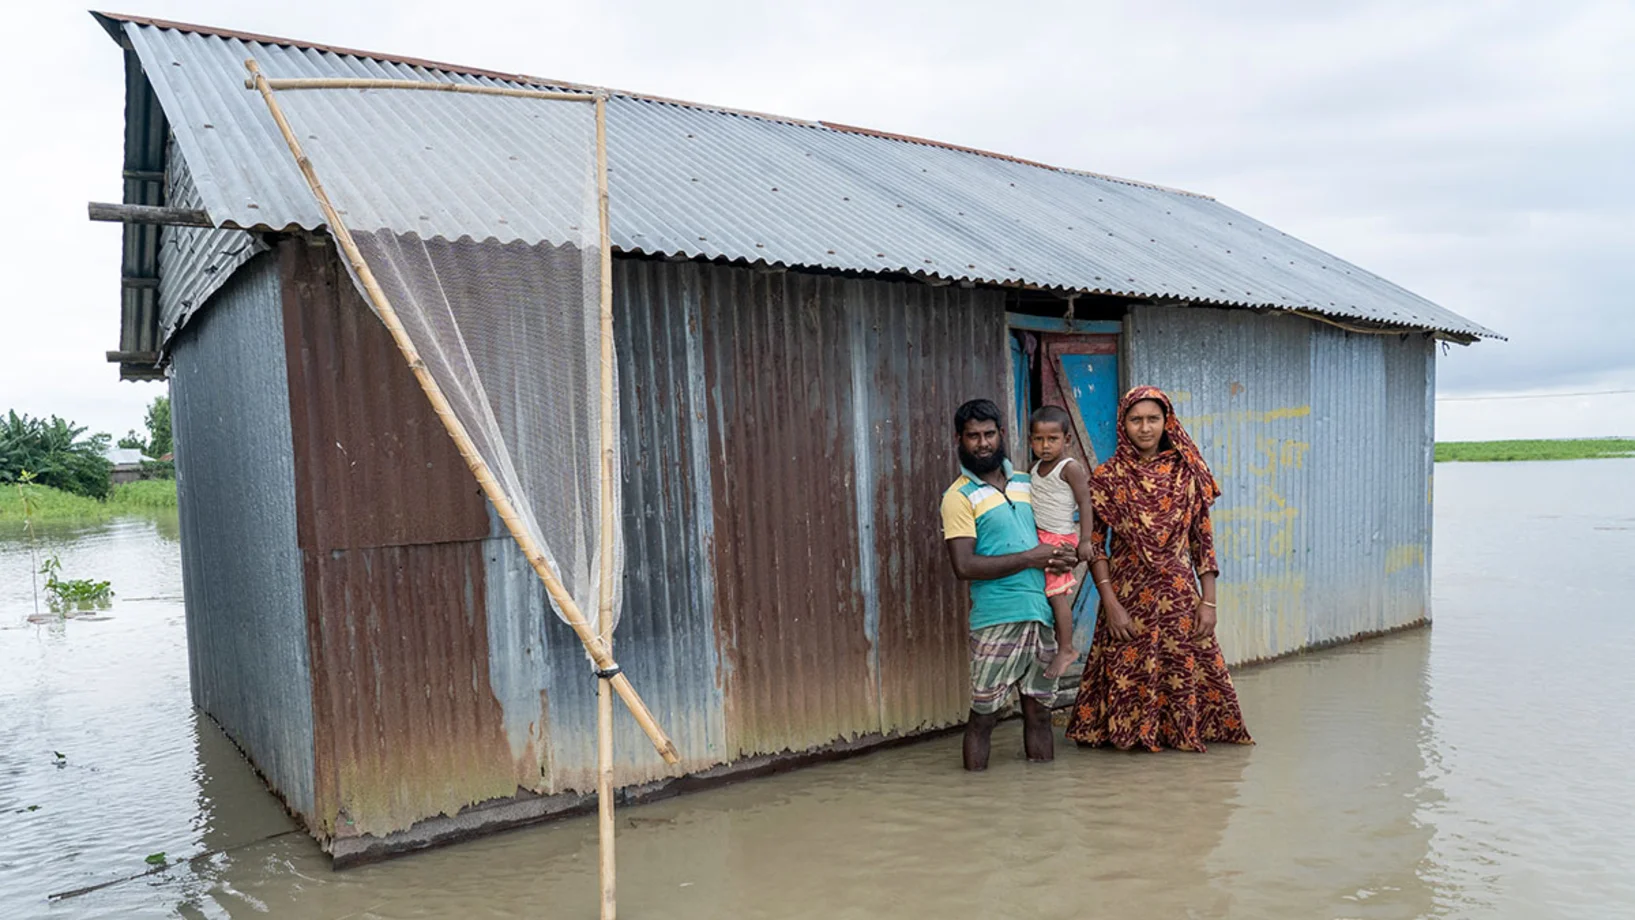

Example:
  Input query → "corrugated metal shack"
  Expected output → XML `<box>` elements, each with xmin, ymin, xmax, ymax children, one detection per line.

<box><xmin>93</xmin><ymin>12</ymin><xmax>1497</xmax><ymax>861</ymax></box>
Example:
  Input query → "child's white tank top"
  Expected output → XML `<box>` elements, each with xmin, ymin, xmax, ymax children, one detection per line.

<box><xmin>1029</xmin><ymin>456</ymin><xmax>1079</xmax><ymax>536</ymax></box>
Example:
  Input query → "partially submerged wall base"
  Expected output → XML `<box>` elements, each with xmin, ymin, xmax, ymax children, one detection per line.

<box><xmin>327</xmin><ymin>725</ymin><xmax>966</xmax><ymax>868</ymax></box>
<box><xmin>329</xmin><ymin>618</ymin><xmax>1437</xmax><ymax>867</ymax></box>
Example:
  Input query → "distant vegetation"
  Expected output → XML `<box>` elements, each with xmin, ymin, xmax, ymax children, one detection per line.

<box><xmin>0</xmin><ymin>480</ymin><xmax>177</xmax><ymax>523</ymax></box>
<box><xmin>1436</xmin><ymin>439</ymin><xmax>1635</xmax><ymax>463</ymax></box>
<box><xmin>2</xmin><ymin>397</ymin><xmax>174</xmax><ymax>513</ymax></box>
<box><xmin>0</xmin><ymin>412</ymin><xmax>113</xmax><ymax>499</ymax></box>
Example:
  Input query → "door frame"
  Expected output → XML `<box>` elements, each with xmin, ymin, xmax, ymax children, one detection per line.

<box><xmin>1004</xmin><ymin>313</ymin><xmax>1127</xmax><ymax>670</ymax></box>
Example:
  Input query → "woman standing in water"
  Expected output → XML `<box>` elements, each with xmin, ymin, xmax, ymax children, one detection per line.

<box><xmin>1065</xmin><ymin>386</ymin><xmax>1253</xmax><ymax>752</ymax></box>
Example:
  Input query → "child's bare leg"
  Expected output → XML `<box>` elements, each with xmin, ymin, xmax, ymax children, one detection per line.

<box><xmin>1044</xmin><ymin>592</ymin><xmax>1078</xmax><ymax>679</ymax></box>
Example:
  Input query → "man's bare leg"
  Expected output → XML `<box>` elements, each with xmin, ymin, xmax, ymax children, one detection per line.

<box><xmin>1022</xmin><ymin>696</ymin><xmax>1054</xmax><ymax>762</ymax></box>
<box><xmin>963</xmin><ymin>709</ymin><xmax>1000</xmax><ymax>771</ymax></box>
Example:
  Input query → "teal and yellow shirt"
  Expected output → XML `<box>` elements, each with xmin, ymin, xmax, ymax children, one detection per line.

<box><xmin>940</xmin><ymin>461</ymin><xmax>1052</xmax><ymax>631</ymax></box>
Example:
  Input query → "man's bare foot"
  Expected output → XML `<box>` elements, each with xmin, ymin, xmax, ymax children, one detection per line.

<box><xmin>1044</xmin><ymin>646</ymin><xmax>1078</xmax><ymax>679</ymax></box>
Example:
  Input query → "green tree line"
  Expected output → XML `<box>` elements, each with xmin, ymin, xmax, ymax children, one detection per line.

<box><xmin>1</xmin><ymin>396</ymin><xmax>171</xmax><ymax>500</ymax></box>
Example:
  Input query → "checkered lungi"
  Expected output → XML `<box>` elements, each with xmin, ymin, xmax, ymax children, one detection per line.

<box><xmin>969</xmin><ymin>619</ymin><xmax>1058</xmax><ymax>715</ymax></box>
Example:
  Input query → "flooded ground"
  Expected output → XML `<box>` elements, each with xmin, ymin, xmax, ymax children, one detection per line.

<box><xmin>3</xmin><ymin>459</ymin><xmax>1633</xmax><ymax>919</ymax></box>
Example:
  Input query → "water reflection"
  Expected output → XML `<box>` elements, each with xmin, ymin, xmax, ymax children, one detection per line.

<box><xmin>1214</xmin><ymin>631</ymin><xmax>1439</xmax><ymax>918</ymax></box>
<box><xmin>5</xmin><ymin>461</ymin><xmax>1635</xmax><ymax>918</ymax></box>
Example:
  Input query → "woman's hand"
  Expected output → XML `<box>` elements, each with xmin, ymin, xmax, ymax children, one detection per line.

<box><xmin>1102</xmin><ymin>597</ymin><xmax>1136</xmax><ymax>642</ymax></box>
<box><xmin>1192</xmin><ymin>598</ymin><xmax>1217</xmax><ymax>640</ymax></box>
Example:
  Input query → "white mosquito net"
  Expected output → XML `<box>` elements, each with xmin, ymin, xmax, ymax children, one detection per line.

<box><xmin>271</xmin><ymin>85</ymin><xmax>622</xmax><ymax>634</ymax></box>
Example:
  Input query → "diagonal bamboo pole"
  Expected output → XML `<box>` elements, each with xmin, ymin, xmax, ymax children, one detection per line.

<box><xmin>244</xmin><ymin>59</ymin><xmax>679</xmax><ymax>767</ymax></box>
<box><xmin>594</xmin><ymin>93</ymin><xmax>619</xmax><ymax>920</ymax></box>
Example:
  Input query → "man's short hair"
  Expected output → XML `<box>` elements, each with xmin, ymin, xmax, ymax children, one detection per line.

<box><xmin>954</xmin><ymin>398</ymin><xmax>1003</xmax><ymax>436</ymax></box>
<box><xmin>1029</xmin><ymin>405</ymin><xmax>1072</xmax><ymax>434</ymax></box>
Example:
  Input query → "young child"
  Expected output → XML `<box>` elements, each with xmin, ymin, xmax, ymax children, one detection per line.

<box><xmin>1028</xmin><ymin>406</ymin><xmax>1097</xmax><ymax>679</ymax></box>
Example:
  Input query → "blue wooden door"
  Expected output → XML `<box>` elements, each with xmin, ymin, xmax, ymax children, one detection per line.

<box><xmin>1058</xmin><ymin>353</ymin><xmax>1120</xmax><ymax>469</ymax></box>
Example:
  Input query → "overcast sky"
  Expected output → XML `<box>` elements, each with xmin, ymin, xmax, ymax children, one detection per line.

<box><xmin>3</xmin><ymin>0</ymin><xmax>1630</xmax><ymax>441</ymax></box>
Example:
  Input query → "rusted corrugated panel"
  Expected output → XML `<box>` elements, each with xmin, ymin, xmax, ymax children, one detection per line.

<box><xmin>851</xmin><ymin>281</ymin><xmax>1009</xmax><ymax>734</ymax></box>
<box><xmin>277</xmin><ymin>238</ymin><xmax>491</xmax><ymax>551</ymax></box>
<box><xmin>701</xmin><ymin>266</ymin><xmax>878</xmax><ymax>757</ymax></box>
<box><xmin>278</xmin><ymin>239</ymin><xmax>522</xmax><ymax>838</ymax></box>
<box><xmin>303</xmin><ymin>541</ymin><xmax>525</xmax><ymax>839</ymax></box>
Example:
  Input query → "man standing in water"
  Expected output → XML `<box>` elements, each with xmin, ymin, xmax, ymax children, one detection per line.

<box><xmin>941</xmin><ymin>398</ymin><xmax>1075</xmax><ymax>771</ymax></box>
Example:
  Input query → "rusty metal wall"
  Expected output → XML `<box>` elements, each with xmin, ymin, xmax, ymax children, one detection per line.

<box><xmin>169</xmin><ymin>251</ymin><xmax>317</xmax><ymax>821</ymax></box>
<box><xmin>699</xmin><ymin>267</ymin><xmax>878</xmax><ymax>755</ymax></box>
<box><xmin>1126</xmin><ymin>305</ymin><xmax>1436</xmax><ymax>664</ymax></box>
<box><xmin>277</xmin><ymin>239</ymin><xmax>520</xmax><ymax>838</ymax></box>
<box><xmin>697</xmin><ymin>264</ymin><xmax>1006</xmax><ymax>756</ymax></box>
<box><xmin>849</xmin><ymin>280</ymin><xmax>1009</xmax><ymax>734</ymax></box>
<box><xmin>277</xmin><ymin>239</ymin><xmax>491</xmax><ymax>552</ymax></box>
<box><xmin>267</xmin><ymin>243</ymin><xmax>1016</xmax><ymax>840</ymax></box>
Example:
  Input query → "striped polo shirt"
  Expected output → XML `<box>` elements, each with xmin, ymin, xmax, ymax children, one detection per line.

<box><xmin>940</xmin><ymin>460</ymin><xmax>1052</xmax><ymax>631</ymax></box>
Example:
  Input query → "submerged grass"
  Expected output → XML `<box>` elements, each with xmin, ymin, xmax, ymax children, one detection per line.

<box><xmin>0</xmin><ymin>480</ymin><xmax>178</xmax><ymax>522</ymax></box>
<box><xmin>1436</xmin><ymin>439</ymin><xmax>1635</xmax><ymax>463</ymax></box>
<box><xmin>108</xmin><ymin>479</ymin><xmax>179</xmax><ymax>511</ymax></box>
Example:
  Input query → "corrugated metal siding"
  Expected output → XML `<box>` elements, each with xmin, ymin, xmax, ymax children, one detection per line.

<box><xmin>1381</xmin><ymin>335</ymin><xmax>1435</xmax><ymax>626</ymax></box>
<box><xmin>700</xmin><ymin>267</ymin><xmax>879</xmax><ymax>755</ymax></box>
<box><xmin>169</xmin><ymin>251</ymin><xmax>316</xmax><ymax>820</ymax></box>
<box><xmin>302</xmin><ymin>542</ymin><xmax>524</xmax><ymax>839</ymax></box>
<box><xmin>851</xmin><ymin>281</ymin><xmax>1008</xmax><ymax>733</ymax></box>
<box><xmin>113</xmin><ymin>17</ymin><xmax>1495</xmax><ymax>340</ymax></box>
<box><xmin>692</xmin><ymin>264</ymin><xmax>1004</xmax><ymax>755</ymax></box>
<box><xmin>1126</xmin><ymin>306</ymin><xmax>1434</xmax><ymax>664</ymax></box>
<box><xmin>526</xmin><ymin>259</ymin><xmax>732</xmax><ymax>794</ymax></box>
<box><xmin>158</xmin><ymin>135</ymin><xmax>266</xmax><ymax>342</ymax></box>
<box><xmin>277</xmin><ymin>239</ymin><xmax>520</xmax><ymax>838</ymax></box>
<box><xmin>1309</xmin><ymin>331</ymin><xmax>1387</xmax><ymax>644</ymax></box>
<box><xmin>277</xmin><ymin>240</ymin><xmax>491</xmax><ymax>551</ymax></box>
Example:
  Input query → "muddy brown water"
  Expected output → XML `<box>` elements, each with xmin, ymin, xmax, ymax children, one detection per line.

<box><xmin>3</xmin><ymin>460</ymin><xmax>1633</xmax><ymax>919</ymax></box>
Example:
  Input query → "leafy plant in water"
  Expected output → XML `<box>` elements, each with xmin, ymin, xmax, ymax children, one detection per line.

<box><xmin>41</xmin><ymin>555</ymin><xmax>113</xmax><ymax>613</ymax></box>
<box><xmin>145</xmin><ymin>852</ymin><xmax>167</xmax><ymax>867</ymax></box>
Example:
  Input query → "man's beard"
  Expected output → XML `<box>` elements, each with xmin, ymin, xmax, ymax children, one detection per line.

<box><xmin>959</xmin><ymin>442</ymin><xmax>1007</xmax><ymax>476</ymax></box>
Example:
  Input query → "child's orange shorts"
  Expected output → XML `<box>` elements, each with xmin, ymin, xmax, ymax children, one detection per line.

<box><xmin>1037</xmin><ymin>530</ymin><xmax>1080</xmax><ymax>598</ymax></box>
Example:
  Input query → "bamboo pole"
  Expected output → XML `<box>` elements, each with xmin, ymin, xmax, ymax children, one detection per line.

<box><xmin>245</xmin><ymin>75</ymin><xmax>595</xmax><ymax>103</ymax></box>
<box><xmin>594</xmin><ymin>93</ymin><xmax>619</xmax><ymax>920</ymax></box>
<box><xmin>244</xmin><ymin>58</ymin><xmax>679</xmax><ymax>766</ymax></box>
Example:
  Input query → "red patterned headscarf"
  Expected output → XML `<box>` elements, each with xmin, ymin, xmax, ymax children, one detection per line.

<box><xmin>1091</xmin><ymin>386</ymin><xmax>1221</xmax><ymax>557</ymax></box>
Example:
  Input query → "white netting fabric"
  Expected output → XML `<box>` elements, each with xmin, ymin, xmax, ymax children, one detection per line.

<box><xmin>274</xmin><ymin>87</ymin><xmax>621</xmax><ymax>633</ymax></box>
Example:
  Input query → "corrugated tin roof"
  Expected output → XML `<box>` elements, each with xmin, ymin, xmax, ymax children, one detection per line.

<box><xmin>97</xmin><ymin>11</ymin><xmax>1499</xmax><ymax>340</ymax></box>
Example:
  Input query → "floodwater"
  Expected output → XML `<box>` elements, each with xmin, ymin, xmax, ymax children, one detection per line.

<box><xmin>2</xmin><ymin>460</ymin><xmax>1633</xmax><ymax>919</ymax></box>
